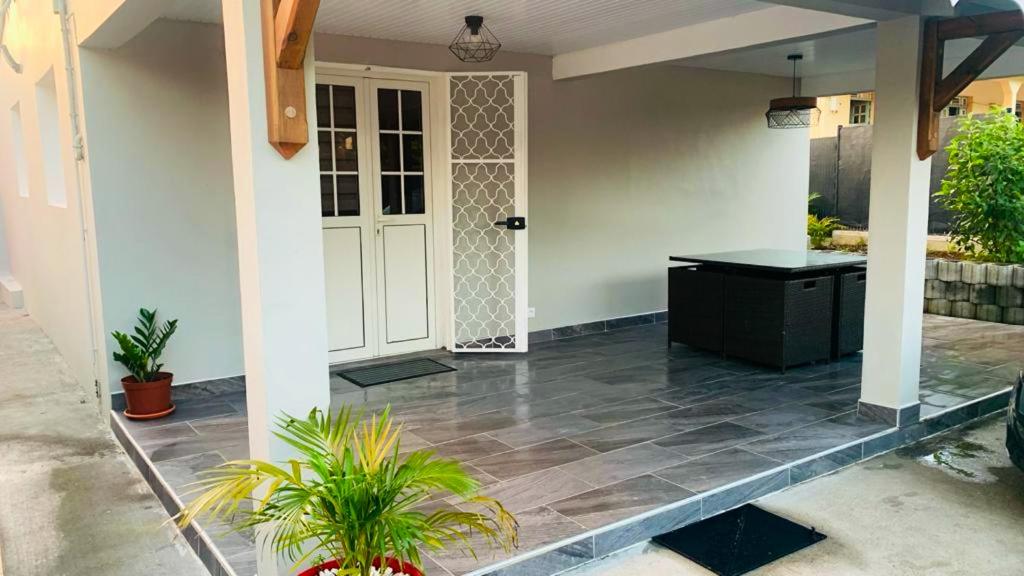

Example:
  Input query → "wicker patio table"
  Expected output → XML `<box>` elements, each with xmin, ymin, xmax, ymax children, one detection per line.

<box><xmin>668</xmin><ymin>249</ymin><xmax>867</xmax><ymax>370</ymax></box>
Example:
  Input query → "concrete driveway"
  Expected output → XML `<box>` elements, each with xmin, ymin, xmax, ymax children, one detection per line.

<box><xmin>0</xmin><ymin>304</ymin><xmax>208</xmax><ymax>576</ymax></box>
<box><xmin>570</xmin><ymin>413</ymin><xmax>1024</xmax><ymax>576</ymax></box>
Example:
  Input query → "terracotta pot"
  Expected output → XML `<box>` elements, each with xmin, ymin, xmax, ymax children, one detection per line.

<box><xmin>298</xmin><ymin>558</ymin><xmax>423</xmax><ymax>576</ymax></box>
<box><xmin>121</xmin><ymin>372</ymin><xmax>174</xmax><ymax>420</ymax></box>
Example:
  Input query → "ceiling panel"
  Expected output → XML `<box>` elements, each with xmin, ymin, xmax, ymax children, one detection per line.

<box><xmin>161</xmin><ymin>0</ymin><xmax>771</xmax><ymax>55</ymax></box>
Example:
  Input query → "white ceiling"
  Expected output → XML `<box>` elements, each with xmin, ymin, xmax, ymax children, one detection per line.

<box><xmin>675</xmin><ymin>27</ymin><xmax>1024</xmax><ymax>92</ymax></box>
<box><xmin>161</xmin><ymin>0</ymin><xmax>771</xmax><ymax>55</ymax></box>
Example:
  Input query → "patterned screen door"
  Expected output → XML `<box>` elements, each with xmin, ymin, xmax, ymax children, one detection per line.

<box><xmin>449</xmin><ymin>73</ymin><xmax>528</xmax><ymax>352</ymax></box>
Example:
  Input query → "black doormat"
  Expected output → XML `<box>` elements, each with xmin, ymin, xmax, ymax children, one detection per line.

<box><xmin>335</xmin><ymin>358</ymin><xmax>456</xmax><ymax>388</ymax></box>
<box><xmin>652</xmin><ymin>504</ymin><xmax>826</xmax><ymax>576</ymax></box>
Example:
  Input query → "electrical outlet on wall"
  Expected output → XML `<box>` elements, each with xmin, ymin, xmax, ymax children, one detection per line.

<box><xmin>527</xmin><ymin>307</ymin><xmax>536</xmax><ymax>318</ymax></box>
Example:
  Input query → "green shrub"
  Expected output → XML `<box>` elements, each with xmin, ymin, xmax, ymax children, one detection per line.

<box><xmin>806</xmin><ymin>193</ymin><xmax>842</xmax><ymax>249</ymax></box>
<box><xmin>936</xmin><ymin>107</ymin><xmax>1024</xmax><ymax>263</ymax></box>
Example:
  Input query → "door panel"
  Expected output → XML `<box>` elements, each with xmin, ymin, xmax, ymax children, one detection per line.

<box><xmin>370</xmin><ymin>79</ymin><xmax>437</xmax><ymax>356</ymax></box>
<box><xmin>323</xmin><ymin>227</ymin><xmax>366</xmax><ymax>351</ymax></box>
<box><xmin>449</xmin><ymin>73</ymin><xmax>528</xmax><ymax>352</ymax></box>
<box><xmin>318</xmin><ymin>77</ymin><xmax>377</xmax><ymax>363</ymax></box>
<box><xmin>381</xmin><ymin>224</ymin><xmax>430</xmax><ymax>343</ymax></box>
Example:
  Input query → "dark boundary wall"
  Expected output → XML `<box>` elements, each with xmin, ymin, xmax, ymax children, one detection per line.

<box><xmin>810</xmin><ymin>116</ymin><xmax>960</xmax><ymax>234</ymax></box>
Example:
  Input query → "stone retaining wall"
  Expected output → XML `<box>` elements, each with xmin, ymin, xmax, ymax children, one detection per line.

<box><xmin>924</xmin><ymin>260</ymin><xmax>1024</xmax><ymax>325</ymax></box>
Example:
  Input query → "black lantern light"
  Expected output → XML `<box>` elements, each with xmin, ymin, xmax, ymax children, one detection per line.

<box><xmin>766</xmin><ymin>54</ymin><xmax>820</xmax><ymax>129</ymax></box>
<box><xmin>449</xmin><ymin>15</ymin><xmax>501</xmax><ymax>63</ymax></box>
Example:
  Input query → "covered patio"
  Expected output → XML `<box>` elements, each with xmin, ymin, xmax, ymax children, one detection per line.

<box><xmin>4</xmin><ymin>0</ymin><xmax>1024</xmax><ymax>574</ymax></box>
<box><xmin>112</xmin><ymin>313</ymin><xmax>1023</xmax><ymax>575</ymax></box>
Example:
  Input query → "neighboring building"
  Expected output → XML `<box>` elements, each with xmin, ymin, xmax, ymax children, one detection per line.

<box><xmin>810</xmin><ymin>76</ymin><xmax>1024</xmax><ymax>138</ymax></box>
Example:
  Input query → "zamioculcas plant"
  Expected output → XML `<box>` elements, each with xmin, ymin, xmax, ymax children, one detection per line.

<box><xmin>112</xmin><ymin>308</ymin><xmax>179</xmax><ymax>420</ymax></box>
<box><xmin>112</xmin><ymin>307</ymin><xmax>178</xmax><ymax>384</ymax></box>
<box><xmin>177</xmin><ymin>405</ymin><xmax>519</xmax><ymax>576</ymax></box>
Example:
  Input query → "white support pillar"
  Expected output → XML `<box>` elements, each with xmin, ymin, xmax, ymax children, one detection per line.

<box><xmin>220</xmin><ymin>1</ymin><xmax>330</xmax><ymax>571</ymax></box>
<box><xmin>859</xmin><ymin>16</ymin><xmax>932</xmax><ymax>428</ymax></box>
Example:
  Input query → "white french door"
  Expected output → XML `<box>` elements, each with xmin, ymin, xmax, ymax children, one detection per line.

<box><xmin>318</xmin><ymin>74</ymin><xmax>436</xmax><ymax>363</ymax></box>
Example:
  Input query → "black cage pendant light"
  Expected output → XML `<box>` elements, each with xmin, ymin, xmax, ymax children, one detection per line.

<box><xmin>766</xmin><ymin>54</ymin><xmax>820</xmax><ymax>129</ymax></box>
<box><xmin>449</xmin><ymin>15</ymin><xmax>501</xmax><ymax>63</ymax></box>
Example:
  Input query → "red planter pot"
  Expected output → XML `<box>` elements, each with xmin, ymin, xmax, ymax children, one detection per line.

<box><xmin>121</xmin><ymin>372</ymin><xmax>175</xmax><ymax>420</ymax></box>
<box><xmin>298</xmin><ymin>558</ymin><xmax>423</xmax><ymax>576</ymax></box>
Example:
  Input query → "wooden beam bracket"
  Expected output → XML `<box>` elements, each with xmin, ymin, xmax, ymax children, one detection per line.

<box><xmin>262</xmin><ymin>0</ymin><xmax>321</xmax><ymax>159</ymax></box>
<box><xmin>918</xmin><ymin>10</ymin><xmax>1024</xmax><ymax>160</ymax></box>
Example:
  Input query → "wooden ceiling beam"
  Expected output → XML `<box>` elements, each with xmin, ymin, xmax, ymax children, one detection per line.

<box><xmin>936</xmin><ymin>10</ymin><xmax>1024</xmax><ymax>41</ymax></box>
<box><xmin>933</xmin><ymin>30</ymin><xmax>1024</xmax><ymax>109</ymax></box>
<box><xmin>917</xmin><ymin>10</ymin><xmax>1024</xmax><ymax>160</ymax></box>
<box><xmin>261</xmin><ymin>0</ymin><xmax>320</xmax><ymax>159</ymax></box>
<box><xmin>275</xmin><ymin>0</ymin><xmax>320</xmax><ymax>69</ymax></box>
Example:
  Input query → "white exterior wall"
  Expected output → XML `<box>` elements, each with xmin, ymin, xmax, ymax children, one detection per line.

<box><xmin>78</xmin><ymin>19</ymin><xmax>243</xmax><ymax>392</ymax></box>
<box><xmin>1</xmin><ymin>15</ymin><xmax>809</xmax><ymax>396</ymax></box>
<box><xmin>0</xmin><ymin>0</ymin><xmax>100</xmax><ymax>394</ymax></box>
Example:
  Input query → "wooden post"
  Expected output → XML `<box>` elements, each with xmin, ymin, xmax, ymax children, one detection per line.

<box><xmin>918</xmin><ymin>10</ymin><xmax>1024</xmax><ymax>160</ymax></box>
<box><xmin>261</xmin><ymin>0</ymin><xmax>320</xmax><ymax>158</ymax></box>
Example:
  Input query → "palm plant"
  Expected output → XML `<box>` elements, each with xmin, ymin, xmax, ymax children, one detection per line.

<box><xmin>177</xmin><ymin>405</ymin><xmax>518</xmax><ymax>576</ymax></box>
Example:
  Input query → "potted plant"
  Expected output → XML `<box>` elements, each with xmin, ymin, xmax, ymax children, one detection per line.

<box><xmin>177</xmin><ymin>405</ymin><xmax>518</xmax><ymax>576</ymax></box>
<box><xmin>112</xmin><ymin>307</ymin><xmax>178</xmax><ymax>420</ymax></box>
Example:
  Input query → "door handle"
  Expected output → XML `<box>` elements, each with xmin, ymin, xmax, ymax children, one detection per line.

<box><xmin>493</xmin><ymin>216</ymin><xmax>526</xmax><ymax>230</ymax></box>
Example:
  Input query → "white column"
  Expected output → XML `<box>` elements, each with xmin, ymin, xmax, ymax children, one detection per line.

<box><xmin>220</xmin><ymin>2</ymin><xmax>330</xmax><ymax>570</ymax></box>
<box><xmin>859</xmin><ymin>16</ymin><xmax>932</xmax><ymax>427</ymax></box>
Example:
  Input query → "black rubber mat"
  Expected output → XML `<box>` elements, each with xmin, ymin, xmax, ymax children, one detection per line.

<box><xmin>652</xmin><ymin>504</ymin><xmax>826</xmax><ymax>576</ymax></box>
<box><xmin>335</xmin><ymin>358</ymin><xmax>455</xmax><ymax>388</ymax></box>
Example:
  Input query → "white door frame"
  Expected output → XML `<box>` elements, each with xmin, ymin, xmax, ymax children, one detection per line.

<box><xmin>316</xmin><ymin>62</ymin><xmax>529</xmax><ymax>358</ymax></box>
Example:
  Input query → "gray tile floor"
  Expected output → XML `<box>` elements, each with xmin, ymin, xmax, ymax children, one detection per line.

<box><xmin>115</xmin><ymin>315</ymin><xmax>1023</xmax><ymax>576</ymax></box>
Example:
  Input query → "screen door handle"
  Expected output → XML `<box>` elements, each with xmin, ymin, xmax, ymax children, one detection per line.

<box><xmin>493</xmin><ymin>216</ymin><xmax>526</xmax><ymax>230</ymax></box>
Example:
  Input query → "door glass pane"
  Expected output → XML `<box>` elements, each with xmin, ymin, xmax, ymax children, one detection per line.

<box><xmin>381</xmin><ymin>175</ymin><xmax>401</xmax><ymax>215</ymax></box>
<box><xmin>335</xmin><ymin>131</ymin><xmax>357</xmax><ymax>172</ymax></box>
<box><xmin>402</xmin><ymin>135</ymin><xmax>423</xmax><ymax>172</ymax></box>
<box><xmin>404</xmin><ymin>175</ymin><xmax>425</xmax><ymax>214</ymax></box>
<box><xmin>401</xmin><ymin>90</ymin><xmax>422</xmax><ymax>131</ymax></box>
<box><xmin>315</xmin><ymin>85</ymin><xmax>331</xmax><ymax>128</ymax></box>
<box><xmin>379</xmin><ymin>133</ymin><xmax>400</xmax><ymax>172</ymax></box>
<box><xmin>377</xmin><ymin>89</ymin><xmax>399</xmax><ymax>131</ymax></box>
<box><xmin>332</xmin><ymin>85</ymin><xmax>356</xmax><ymax>129</ymax></box>
<box><xmin>320</xmin><ymin>175</ymin><xmax>335</xmax><ymax>217</ymax></box>
<box><xmin>318</xmin><ymin>130</ymin><xmax>333</xmax><ymax>172</ymax></box>
<box><xmin>337</xmin><ymin>175</ymin><xmax>359</xmax><ymax>216</ymax></box>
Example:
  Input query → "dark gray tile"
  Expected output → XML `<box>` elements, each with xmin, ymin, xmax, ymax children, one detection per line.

<box><xmin>575</xmin><ymin>396</ymin><xmax>679</xmax><ymax>425</ymax></box>
<box><xmin>700</xmin><ymin>469</ymin><xmax>790</xmax><ymax>518</ymax></box>
<box><xmin>118</xmin><ymin>399</ymin><xmax>239</xmax><ymax>432</ymax></box>
<box><xmin>488</xmin><ymin>413</ymin><xmax>604</xmax><ymax>448</ymax></box>
<box><xmin>606</xmin><ymin>313</ymin><xmax>655</xmax><ymax>331</ymax></box>
<box><xmin>654</xmin><ymin>447</ymin><xmax>781</xmax><ymax>493</ymax></box>
<box><xmin>430</xmin><ymin>506</ymin><xmax>584</xmax><ymax>575</ymax></box>
<box><xmin>653</xmin><ymin>421</ymin><xmax>767</xmax><ymax>458</ymax></box>
<box><xmin>569</xmin><ymin>409</ymin><xmax>702</xmax><ymax>453</ymax></box>
<box><xmin>458</xmin><ymin>468</ymin><xmax>594</xmax><ymax>513</ymax></box>
<box><xmin>790</xmin><ymin>444</ymin><xmax>863</xmax><ymax>484</ymax></box>
<box><xmin>548</xmin><ymin>474</ymin><xmax>695</xmax><ymax>529</ymax></box>
<box><xmin>552</xmin><ymin>321</ymin><xmax>606</xmax><ymax>340</ymax></box>
<box><xmin>432</xmin><ymin>434</ymin><xmax>513</xmax><ymax>462</ymax></box>
<box><xmin>593</xmin><ymin>499</ymin><xmax>701</xmax><ymax>557</ymax></box>
<box><xmin>528</xmin><ymin>329</ymin><xmax>554</xmax><ymax>344</ymax></box>
<box><xmin>743</xmin><ymin>422</ymin><xmax>858</xmax><ymax>464</ymax></box>
<box><xmin>558</xmin><ymin>442</ymin><xmax>688</xmax><ymax>488</ymax></box>
<box><xmin>413</xmin><ymin>411</ymin><xmax>525</xmax><ymax>444</ymax></box>
<box><xmin>730</xmin><ymin>404</ymin><xmax>835</xmax><ymax>435</ymax></box>
<box><xmin>153</xmin><ymin>451</ymin><xmax>225</xmax><ymax>503</ymax></box>
<box><xmin>472</xmin><ymin>438</ymin><xmax>599</xmax><ymax>481</ymax></box>
<box><xmin>924</xmin><ymin>402</ymin><xmax>981</xmax><ymax>435</ymax></box>
<box><xmin>484</xmin><ymin>538</ymin><xmax>595</xmax><ymax>576</ymax></box>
